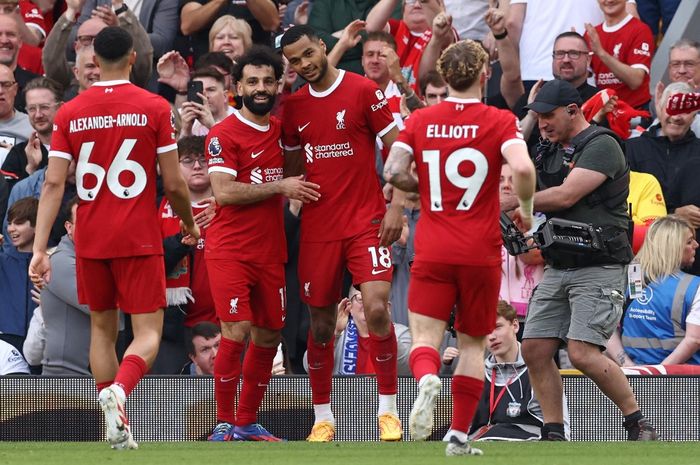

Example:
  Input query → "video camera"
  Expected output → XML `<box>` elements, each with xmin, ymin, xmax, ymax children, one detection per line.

<box><xmin>500</xmin><ymin>212</ymin><xmax>605</xmax><ymax>257</ymax></box>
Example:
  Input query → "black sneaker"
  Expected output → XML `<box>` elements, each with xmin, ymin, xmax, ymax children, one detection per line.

<box><xmin>540</xmin><ymin>431</ymin><xmax>566</xmax><ymax>441</ymax></box>
<box><xmin>624</xmin><ymin>418</ymin><xmax>658</xmax><ymax>441</ymax></box>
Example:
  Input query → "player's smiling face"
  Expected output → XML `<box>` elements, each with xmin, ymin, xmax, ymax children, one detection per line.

<box><xmin>237</xmin><ymin>63</ymin><xmax>278</xmax><ymax>116</ymax></box>
<box><xmin>283</xmin><ymin>35</ymin><xmax>328</xmax><ymax>84</ymax></box>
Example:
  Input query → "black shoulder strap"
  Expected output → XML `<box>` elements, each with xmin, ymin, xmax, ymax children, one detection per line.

<box><xmin>569</xmin><ymin>126</ymin><xmax>623</xmax><ymax>162</ymax></box>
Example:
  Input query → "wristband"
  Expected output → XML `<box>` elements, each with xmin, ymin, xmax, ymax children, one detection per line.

<box><xmin>518</xmin><ymin>197</ymin><xmax>534</xmax><ymax>219</ymax></box>
<box><xmin>114</xmin><ymin>3</ymin><xmax>128</xmax><ymax>15</ymax></box>
<box><xmin>493</xmin><ymin>29</ymin><xmax>508</xmax><ymax>40</ymax></box>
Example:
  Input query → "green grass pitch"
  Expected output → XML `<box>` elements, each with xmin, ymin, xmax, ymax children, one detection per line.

<box><xmin>0</xmin><ymin>441</ymin><xmax>697</xmax><ymax>465</ymax></box>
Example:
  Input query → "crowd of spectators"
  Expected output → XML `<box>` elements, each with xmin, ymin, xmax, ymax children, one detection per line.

<box><xmin>0</xmin><ymin>0</ymin><xmax>698</xmax><ymax>440</ymax></box>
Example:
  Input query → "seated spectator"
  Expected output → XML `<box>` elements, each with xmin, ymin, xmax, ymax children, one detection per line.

<box><xmin>3</xmin><ymin>157</ymin><xmax>76</xmax><ymax>250</ymax></box>
<box><xmin>585</xmin><ymin>0</ymin><xmax>653</xmax><ymax>110</ymax></box>
<box><xmin>653</xmin><ymin>39</ymin><xmax>700</xmax><ymax>135</ymax></box>
<box><xmin>179</xmin><ymin>69</ymin><xmax>233</xmax><ymax>138</ymax></box>
<box><xmin>614</xmin><ymin>215</ymin><xmax>700</xmax><ymax>365</ymax></box>
<box><xmin>628</xmin><ymin>171</ymin><xmax>667</xmax><ymax>253</ymax></box>
<box><xmin>0</xmin><ymin>63</ymin><xmax>32</xmax><ymax>167</ymax></box>
<box><xmin>0</xmin><ymin>196</ymin><xmax>37</xmax><ymax>353</ymax></box>
<box><xmin>74</xmin><ymin>0</ymin><xmax>180</xmax><ymax>91</ymax></box>
<box><xmin>28</xmin><ymin>197</ymin><xmax>95</xmax><ymax>375</ymax></box>
<box><xmin>62</xmin><ymin>45</ymin><xmax>100</xmax><ymax>101</ymax></box>
<box><xmin>366</xmin><ymin>0</ymin><xmax>456</xmax><ymax>93</ymax></box>
<box><xmin>152</xmin><ymin>135</ymin><xmax>216</xmax><ymax>373</ymax></box>
<box><xmin>1</xmin><ymin>77</ymin><xmax>62</xmax><ymax>185</ymax></box>
<box><xmin>42</xmin><ymin>4</ymin><xmax>151</xmax><ymax>91</ymax></box>
<box><xmin>0</xmin><ymin>12</ymin><xmax>39</xmax><ymax>112</ymax></box>
<box><xmin>304</xmin><ymin>286</ymin><xmax>412</xmax><ymax>376</ymax></box>
<box><xmin>626</xmin><ymin>81</ymin><xmax>700</xmax><ymax>273</ymax></box>
<box><xmin>181</xmin><ymin>321</ymin><xmax>221</xmax><ymax>376</ymax></box>
<box><xmin>307</xmin><ymin>0</ymin><xmax>402</xmax><ymax>76</ymax></box>
<box><xmin>180</xmin><ymin>0</ymin><xmax>279</xmax><ymax>61</ymax></box>
<box><xmin>468</xmin><ymin>301</ymin><xmax>570</xmax><ymax>441</ymax></box>
<box><xmin>209</xmin><ymin>15</ymin><xmax>253</xmax><ymax>64</ymax></box>
<box><xmin>0</xmin><ymin>338</ymin><xmax>29</xmax><ymax>374</ymax></box>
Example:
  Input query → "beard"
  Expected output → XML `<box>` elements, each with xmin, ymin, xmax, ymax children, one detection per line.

<box><xmin>305</xmin><ymin>56</ymin><xmax>329</xmax><ymax>84</ymax></box>
<box><xmin>243</xmin><ymin>92</ymin><xmax>277</xmax><ymax>116</ymax></box>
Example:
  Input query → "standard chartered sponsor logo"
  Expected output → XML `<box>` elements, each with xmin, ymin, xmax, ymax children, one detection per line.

<box><xmin>250</xmin><ymin>166</ymin><xmax>283</xmax><ymax>183</ymax></box>
<box><xmin>305</xmin><ymin>143</ymin><xmax>314</xmax><ymax>163</ymax></box>
<box><xmin>304</xmin><ymin>141</ymin><xmax>354</xmax><ymax>162</ymax></box>
<box><xmin>251</xmin><ymin>167</ymin><xmax>263</xmax><ymax>184</ymax></box>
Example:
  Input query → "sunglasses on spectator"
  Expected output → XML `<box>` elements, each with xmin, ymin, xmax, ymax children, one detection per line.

<box><xmin>552</xmin><ymin>50</ymin><xmax>591</xmax><ymax>60</ymax></box>
<box><xmin>0</xmin><ymin>81</ymin><xmax>16</xmax><ymax>89</ymax></box>
<box><xmin>180</xmin><ymin>155</ymin><xmax>207</xmax><ymax>167</ymax></box>
<box><xmin>77</xmin><ymin>35</ymin><xmax>96</xmax><ymax>46</ymax></box>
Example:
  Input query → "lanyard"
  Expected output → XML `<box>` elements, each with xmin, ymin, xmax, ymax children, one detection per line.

<box><xmin>488</xmin><ymin>368</ymin><xmax>518</xmax><ymax>422</ymax></box>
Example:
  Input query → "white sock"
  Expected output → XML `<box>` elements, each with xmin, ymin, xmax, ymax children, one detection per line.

<box><xmin>443</xmin><ymin>428</ymin><xmax>469</xmax><ymax>443</ymax></box>
<box><xmin>110</xmin><ymin>384</ymin><xmax>126</xmax><ymax>403</ymax></box>
<box><xmin>377</xmin><ymin>394</ymin><xmax>398</xmax><ymax>416</ymax></box>
<box><xmin>313</xmin><ymin>403</ymin><xmax>335</xmax><ymax>424</ymax></box>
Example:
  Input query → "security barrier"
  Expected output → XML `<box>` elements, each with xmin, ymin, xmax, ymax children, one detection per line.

<box><xmin>0</xmin><ymin>375</ymin><xmax>696</xmax><ymax>441</ymax></box>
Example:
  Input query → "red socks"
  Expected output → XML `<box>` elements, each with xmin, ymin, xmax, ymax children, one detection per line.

<box><xmin>236</xmin><ymin>342</ymin><xmax>277</xmax><ymax>426</ymax></box>
<box><xmin>214</xmin><ymin>337</ymin><xmax>245</xmax><ymax>424</ymax></box>
<box><xmin>369</xmin><ymin>325</ymin><xmax>398</xmax><ymax>395</ymax></box>
<box><xmin>408</xmin><ymin>346</ymin><xmax>441</xmax><ymax>383</ymax></box>
<box><xmin>451</xmin><ymin>375</ymin><xmax>484</xmax><ymax>433</ymax></box>
<box><xmin>307</xmin><ymin>331</ymin><xmax>334</xmax><ymax>405</ymax></box>
<box><xmin>113</xmin><ymin>354</ymin><xmax>147</xmax><ymax>397</ymax></box>
<box><xmin>95</xmin><ymin>380</ymin><xmax>113</xmax><ymax>393</ymax></box>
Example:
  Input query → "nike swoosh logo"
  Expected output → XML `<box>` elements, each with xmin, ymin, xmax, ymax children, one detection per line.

<box><xmin>251</xmin><ymin>150</ymin><xmax>264</xmax><ymax>158</ymax></box>
<box><xmin>298</xmin><ymin>122</ymin><xmax>311</xmax><ymax>132</ymax></box>
<box><xmin>257</xmin><ymin>383</ymin><xmax>268</xmax><ymax>387</ymax></box>
<box><xmin>371</xmin><ymin>268</ymin><xmax>388</xmax><ymax>275</ymax></box>
<box><xmin>375</xmin><ymin>354</ymin><xmax>393</xmax><ymax>362</ymax></box>
<box><xmin>220</xmin><ymin>377</ymin><xmax>236</xmax><ymax>383</ymax></box>
<box><xmin>308</xmin><ymin>364</ymin><xmax>323</xmax><ymax>370</ymax></box>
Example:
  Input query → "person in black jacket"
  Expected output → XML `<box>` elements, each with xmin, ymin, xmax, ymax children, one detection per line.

<box><xmin>626</xmin><ymin>81</ymin><xmax>700</xmax><ymax>274</ymax></box>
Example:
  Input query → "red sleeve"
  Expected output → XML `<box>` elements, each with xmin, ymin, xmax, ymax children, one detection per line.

<box><xmin>47</xmin><ymin>106</ymin><xmax>73</xmax><ymax>160</ymax></box>
<box><xmin>155</xmin><ymin>99</ymin><xmax>178</xmax><ymax>154</ymax></box>
<box><xmin>20</xmin><ymin>1</ymin><xmax>46</xmax><ymax>37</ymax></box>
<box><xmin>498</xmin><ymin>111</ymin><xmax>526</xmax><ymax>154</ymax></box>
<box><xmin>206</xmin><ymin>126</ymin><xmax>238</xmax><ymax>178</ymax></box>
<box><xmin>362</xmin><ymin>80</ymin><xmax>396</xmax><ymax>138</ymax></box>
<box><xmin>394</xmin><ymin>111</ymin><xmax>417</xmax><ymax>156</ymax></box>
<box><xmin>388</xmin><ymin>18</ymin><xmax>400</xmax><ymax>36</ymax></box>
<box><xmin>281</xmin><ymin>99</ymin><xmax>300</xmax><ymax>150</ymax></box>
<box><xmin>624</xmin><ymin>21</ymin><xmax>653</xmax><ymax>73</ymax></box>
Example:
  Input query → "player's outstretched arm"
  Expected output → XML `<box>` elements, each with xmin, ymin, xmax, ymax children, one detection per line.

<box><xmin>502</xmin><ymin>142</ymin><xmax>536</xmax><ymax>231</ymax></box>
<box><xmin>383</xmin><ymin>144</ymin><xmax>417</xmax><ymax>193</ymax></box>
<box><xmin>211</xmin><ymin>172</ymin><xmax>320</xmax><ymax>206</ymax></box>
<box><xmin>30</xmin><ymin>157</ymin><xmax>71</xmax><ymax>286</ymax></box>
<box><xmin>159</xmin><ymin>149</ymin><xmax>199</xmax><ymax>240</ymax></box>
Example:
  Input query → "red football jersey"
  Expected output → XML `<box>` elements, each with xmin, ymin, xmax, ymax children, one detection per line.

<box><xmin>281</xmin><ymin>70</ymin><xmax>396</xmax><ymax>242</ymax></box>
<box><xmin>587</xmin><ymin>15</ymin><xmax>653</xmax><ymax>109</ymax></box>
<box><xmin>17</xmin><ymin>1</ymin><xmax>46</xmax><ymax>74</ymax></box>
<box><xmin>205</xmin><ymin>110</ymin><xmax>286</xmax><ymax>263</ymax></box>
<box><xmin>49</xmin><ymin>80</ymin><xmax>177</xmax><ymax>259</ymax></box>
<box><xmin>394</xmin><ymin>97</ymin><xmax>525</xmax><ymax>266</ymax></box>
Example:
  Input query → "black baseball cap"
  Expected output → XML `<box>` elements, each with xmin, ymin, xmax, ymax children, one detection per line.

<box><xmin>525</xmin><ymin>79</ymin><xmax>583</xmax><ymax>113</ymax></box>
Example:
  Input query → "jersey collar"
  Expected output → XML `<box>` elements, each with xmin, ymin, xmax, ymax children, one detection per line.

<box><xmin>233</xmin><ymin>109</ymin><xmax>270</xmax><ymax>132</ymax></box>
<box><xmin>310</xmin><ymin>69</ymin><xmax>345</xmax><ymax>98</ymax></box>
<box><xmin>92</xmin><ymin>80</ymin><xmax>131</xmax><ymax>87</ymax></box>
<box><xmin>444</xmin><ymin>97</ymin><xmax>480</xmax><ymax>104</ymax></box>
<box><xmin>602</xmin><ymin>14</ymin><xmax>633</xmax><ymax>33</ymax></box>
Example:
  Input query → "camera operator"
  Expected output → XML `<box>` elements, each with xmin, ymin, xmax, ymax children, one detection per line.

<box><xmin>504</xmin><ymin>80</ymin><xmax>657</xmax><ymax>441</ymax></box>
